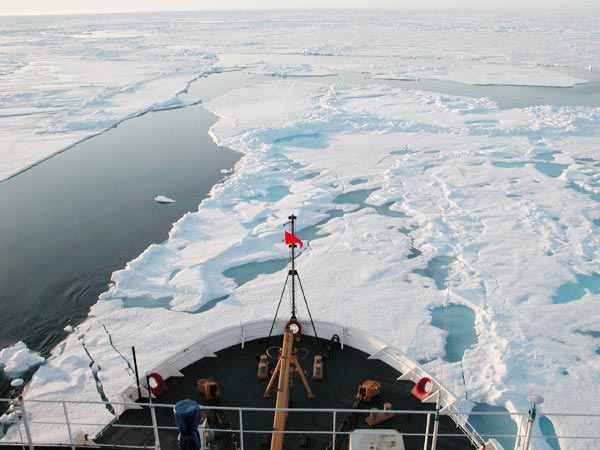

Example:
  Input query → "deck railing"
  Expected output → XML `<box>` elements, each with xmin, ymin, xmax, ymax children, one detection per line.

<box><xmin>2</xmin><ymin>397</ymin><xmax>599</xmax><ymax>450</ymax></box>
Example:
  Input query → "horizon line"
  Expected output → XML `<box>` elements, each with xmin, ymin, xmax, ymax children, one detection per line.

<box><xmin>2</xmin><ymin>5</ymin><xmax>597</xmax><ymax>18</ymax></box>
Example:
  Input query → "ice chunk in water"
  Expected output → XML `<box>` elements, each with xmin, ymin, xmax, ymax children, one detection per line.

<box><xmin>0</xmin><ymin>341</ymin><xmax>44</xmax><ymax>376</ymax></box>
<box><xmin>154</xmin><ymin>195</ymin><xmax>176</xmax><ymax>204</ymax></box>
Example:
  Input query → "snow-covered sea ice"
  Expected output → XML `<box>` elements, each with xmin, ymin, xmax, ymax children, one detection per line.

<box><xmin>1</xmin><ymin>8</ymin><xmax>599</xmax><ymax>450</ymax></box>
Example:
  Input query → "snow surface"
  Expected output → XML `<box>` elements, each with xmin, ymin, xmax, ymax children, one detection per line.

<box><xmin>245</xmin><ymin>61</ymin><xmax>337</xmax><ymax>78</ymax></box>
<box><xmin>1</xmin><ymin>10</ymin><xmax>596</xmax><ymax>181</ymax></box>
<box><xmin>359</xmin><ymin>61</ymin><xmax>586</xmax><ymax>87</ymax></box>
<box><xmin>0</xmin><ymin>341</ymin><xmax>44</xmax><ymax>376</ymax></box>
<box><xmin>1</xmin><ymin>9</ymin><xmax>600</xmax><ymax>449</ymax></box>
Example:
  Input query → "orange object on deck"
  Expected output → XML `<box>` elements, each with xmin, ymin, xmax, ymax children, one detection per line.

<box><xmin>270</xmin><ymin>329</ymin><xmax>294</xmax><ymax>450</ymax></box>
<box><xmin>356</xmin><ymin>380</ymin><xmax>381</xmax><ymax>402</ymax></box>
<box><xmin>197</xmin><ymin>378</ymin><xmax>221</xmax><ymax>400</ymax></box>
<box><xmin>313</xmin><ymin>355</ymin><xmax>323</xmax><ymax>380</ymax></box>
<box><xmin>265</xmin><ymin>329</ymin><xmax>315</xmax><ymax>450</ymax></box>
<box><xmin>365</xmin><ymin>402</ymin><xmax>395</xmax><ymax>426</ymax></box>
<box><xmin>258</xmin><ymin>354</ymin><xmax>269</xmax><ymax>379</ymax></box>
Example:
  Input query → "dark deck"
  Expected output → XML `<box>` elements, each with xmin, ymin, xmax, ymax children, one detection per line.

<box><xmin>96</xmin><ymin>335</ymin><xmax>475</xmax><ymax>450</ymax></box>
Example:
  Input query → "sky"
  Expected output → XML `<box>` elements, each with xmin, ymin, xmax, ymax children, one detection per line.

<box><xmin>0</xmin><ymin>0</ymin><xmax>598</xmax><ymax>15</ymax></box>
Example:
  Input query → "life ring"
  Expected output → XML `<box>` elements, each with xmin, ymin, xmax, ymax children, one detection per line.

<box><xmin>411</xmin><ymin>376</ymin><xmax>433</xmax><ymax>401</ymax></box>
<box><xmin>147</xmin><ymin>372</ymin><xmax>168</xmax><ymax>397</ymax></box>
<box><xmin>286</xmin><ymin>318</ymin><xmax>302</xmax><ymax>338</ymax></box>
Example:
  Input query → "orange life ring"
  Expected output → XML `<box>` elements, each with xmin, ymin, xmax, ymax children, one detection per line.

<box><xmin>147</xmin><ymin>372</ymin><xmax>168</xmax><ymax>397</ymax></box>
<box><xmin>411</xmin><ymin>376</ymin><xmax>433</xmax><ymax>401</ymax></box>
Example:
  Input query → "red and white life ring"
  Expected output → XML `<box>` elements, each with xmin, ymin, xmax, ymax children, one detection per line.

<box><xmin>147</xmin><ymin>372</ymin><xmax>168</xmax><ymax>397</ymax></box>
<box><xmin>286</xmin><ymin>318</ymin><xmax>302</xmax><ymax>338</ymax></box>
<box><xmin>411</xmin><ymin>376</ymin><xmax>433</xmax><ymax>401</ymax></box>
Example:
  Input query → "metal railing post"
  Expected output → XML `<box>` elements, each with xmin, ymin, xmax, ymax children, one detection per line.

<box><xmin>61</xmin><ymin>401</ymin><xmax>76</xmax><ymax>450</ymax></box>
<box><xmin>522</xmin><ymin>416</ymin><xmax>533</xmax><ymax>449</ymax></box>
<box><xmin>238</xmin><ymin>408</ymin><xmax>245</xmax><ymax>450</ymax></box>
<box><xmin>332</xmin><ymin>410</ymin><xmax>337</xmax><ymax>450</ymax></box>
<box><xmin>430</xmin><ymin>409</ymin><xmax>440</xmax><ymax>450</ymax></box>
<box><xmin>149</xmin><ymin>402</ymin><xmax>161</xmax><ymax>450</ymax></box>
<box><xmin>522</xmin><ymin>409</ymin><xmax>537</xmax><ymax>450</ymax></box>
<box><xmin>423</xmin><ymin>412</ymin><xmax>431</xmax><ymax>450</ymax></box>
<box><xmin>199</xmin><ymin>418</ymin><xmax>207</xmax><ymax>450</ymax></box>
<box><xmin>16</xmin><ymin>421</ymin><xmax>26</xmax><ymax>450</ymax></box>
<box><xmin>514</xmin><ymin>414</ymin><xmax>524</xmax><ymax>450</ymax></box>
<box><xmin>145</xmin><ymin>373</ymin><xmax>161</xmax><ymax>450</ymax></box>
<box><xmin>18</xmin><ymin>396</ymin><xmax>34</xmax><ymax>450</ymax></box>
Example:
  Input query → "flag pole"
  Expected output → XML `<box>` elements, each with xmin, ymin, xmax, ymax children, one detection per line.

<box><xmin>269</xmin><ymin>215</ymin><xmax>318</xmax><ymax>342</ymax></box>
<box><xmin>289</xmin><ymin>214</ymin><xmax>297</xmax><ymax>319</ymax></box>
<box><xmin>287</xmin><ymin>215</ymin><xmax>318</xmax><ymax>342</ymax></box>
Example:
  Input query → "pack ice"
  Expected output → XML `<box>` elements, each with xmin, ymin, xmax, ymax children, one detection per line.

<box><xmin>1</xmin><ymin>9</ymin><xmax>599</xmax><ymax>450</ymax></box>
<box><xmin>0</xmin><ymin>10</ymin><xmax>594</xmax><ymax>181</ymax></box>
<box><xmin>3</xmin><ymin>76</ymin><xmax>597</xmax><ymax>448</ymax></box>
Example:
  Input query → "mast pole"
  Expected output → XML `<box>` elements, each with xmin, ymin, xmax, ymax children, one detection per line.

<box><xmin>289</xmin><ymin>214</ymin><xmax>297</xmax><ymax>319</ymax></box>
<box><xmin>270</xmin><ymin>329</ymin><xmax>294</xmax><ymax>450</ymax></box>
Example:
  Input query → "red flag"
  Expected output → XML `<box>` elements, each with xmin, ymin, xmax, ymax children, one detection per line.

<box><xmin>284</xmin><ymin>231</ymin><xmax>303</xmax><ymax>248</ymax></box>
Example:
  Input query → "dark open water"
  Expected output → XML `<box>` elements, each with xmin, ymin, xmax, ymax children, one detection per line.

<box><xmin>0</xmin><ymin>105</ymin><xmax>239</xmax><ymax>397</ymax></box>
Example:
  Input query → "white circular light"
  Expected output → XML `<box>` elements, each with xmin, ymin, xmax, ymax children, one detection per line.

<box><xmin>527</xmin><ymin>394</ymin><xmax>544</xmax><ymax>405</ymax></box>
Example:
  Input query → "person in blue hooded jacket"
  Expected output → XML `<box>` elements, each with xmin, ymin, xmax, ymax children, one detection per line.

<box><xmin>174</xmin><ymin>399</ymin><xmax>202</xmax><ymax>450</ymax></box>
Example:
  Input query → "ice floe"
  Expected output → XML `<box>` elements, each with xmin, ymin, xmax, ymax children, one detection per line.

<box><xmin>245</xmin><ymin>61</ymin><xmax>337</xmax><ymax>78</ymax></box>
<box><xmin>358</xmin><ymin>61</ymin><xmax>587</xmax><ymax>87</ymax></box>
<box><xmin>0</xmin><ymin>341</ymin><xmax>44</xmax><ymax>377</ymax></box>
